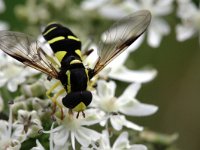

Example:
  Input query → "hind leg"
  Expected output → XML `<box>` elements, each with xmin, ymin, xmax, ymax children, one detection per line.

<box><xmin>51</xmin><ymin>88</ymin><xmax>65</xmax><ymax>119</ymax></box>
<box><xmin>46</xmin><ymin>81</ymin><xmax>65</xmax><ymax>119</ymax></box>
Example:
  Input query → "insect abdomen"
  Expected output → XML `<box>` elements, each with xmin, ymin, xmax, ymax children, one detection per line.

<box><xmin>42</xmin><ymin>23</ymin><xmax>82</xmax><ymax>65</ymax></box>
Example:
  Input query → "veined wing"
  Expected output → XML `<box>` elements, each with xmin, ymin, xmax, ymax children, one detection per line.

<box><xmin>0</xmin><ymin>31</ymin><xmax>59</xmax><ymax>79</ymax></box>
<box><xmin>92</xmin><ymin>10</ymin><xmax>151</xmax><ymax>76</ymax></box>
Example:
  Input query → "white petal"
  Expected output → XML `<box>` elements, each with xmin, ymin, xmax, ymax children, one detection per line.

<box><xmin>141</xmin><ymin>0</ymin><xmax>154</xmax><ymax>5</ymax></box>
<box><xmin>131</xmin><ymin>144</ymin><xmax>147</xmax><ymax>150</ymax></box>
<box><xmin>154</xmin><ymin>19</ymin><xmax>170</xmax><ymax>35</ymax></box>
<box><xmin>75</xmin><ymin>127</ymin><xmax>101</xmax><ymax>147</ymax></box>
<box><xmin>112</xmin><ymin>132</ymin><xmax>129</xmax><ymax>149</ymax></box>
<box><xmin>81</xmin><ymin>109</ymin><xmax>105</xmax><ymax>126</ymax></box>
<box><xmin>99</xmin><ymin>116</ymin><xmax>108</xmax><ymax>127</ymax></box>
<box><xmin>97</xmin><ymin>80</ymin><xmax>116</xmax><ymax>98</ymax></box>
<box><xmin>119</xmin><ymin>99</ymin><xmax>158</xmax><ymax>116</ymax></box>
<box><xmin>0</xmin><ymin>120</ymin><xmax>9</xmax><ymax>138</ymax></box>
<box><xmin>0</xmin><ymin>77</ymin><xmax>7</xmax><ymax>87</ymax></box>
<box><xmin>71</xmin><ymin>132</ymin><xmax>76</xmax><ymax>150</ymax></box>
<box><xmin>123</xmin><ymin>0</ymin><xmax>140</xmax><ymax>11</ymax></box>
<box><xmin>7</xmin><ymin>139</ymin><xmax>21</xmax><ymax>150</ymax></box>
<box><xmin>109</xmin><ymin>66</ymin><xmax>157</xmax><ymax>83</ymax></box>
<box><xmin>99</xmin><ymin>4</ymin><xmax>127</xmax><ymax>19</ymax></box>
<box><xmin>120</xmin><ymin>83</ymin><xmax>141</xmax><ymax>99</ymax></box>
<box><xmin>110</xmin><ymin>115</ymin><xmax>124</xmax><ymax>131</ymax></box>
<box><xmin>176</xmin><ymin>24</ymin><xmax>195</xmax><ymax>41</ymax></box>
<box><xmin>147</xmin><ymin>27</ymin><xmax>162</xmax><ymax>48</ymax></box>
<box><xmin>100</xmin><ymin>120</ymin><xmax>107</xmax><ymax>127</ymax></box>
<box><xmin>31</xmin><ymin>140</ymin><xmax>45</xmax><ymax>150</ymax></box>
<box><xmin>154</xmin><ymin>0</ymin><xmax>173</xmax><ymax>15</ymax></box>
<box><xmin>81</xmin><ymin>0</ymin><xmax>107</xmax><ymax>10</ymax></box>
<box><xmin>0</xmin><ymin>21</ymin><xmax>9</xmax><ymax>30</ymax></box>
<box><xmin>12</xmin><ymin>125</ymin><xmax>26</xmax><ymax>142</ymax></box>
<box><xmin>101</xmin><ymin>130</ymin><xmax>111</xmax><ymax>148</ymax></box>
<box><xmin>7</xmin><ymin>80</ymin><xmax>18</xmax><ymax>92</ymax></box>
<box><xmin>177</xmin><ymin>2</ymin><xmax>197</xmax><ymax>18</ymax></box>
<box><xmin>54</xmin><ymin>142</ymin><xmax>70</xmax><ymax>150</ymax></box>
<box><xmin>53</xmin><ymin>128</ymin><xmax>69</xmax><ymax>146</ymax></box>
<box><xmin>124</xmin><ymin>119</ymin><xmax>143</xmax><ymax>131</ymax></box>
<box><xmin>147</xmin><ymin>19</ymin><xmax>170</xmax><ymax>47</ymax></box>
<box><xmin>0</xmin><ymin>0</ymin><xmax>5</xmax><ymax>13</ymax></box>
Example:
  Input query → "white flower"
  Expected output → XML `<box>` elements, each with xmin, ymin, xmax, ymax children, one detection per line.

<box><xmin>92</xmin><ymin>80</ymin><xmax>158</xmax><ymax>131</ymax></box>
<box><xmin>176</xmin><ymin>0</ymin><xmax>200</xmax><ymax>44</ymax></box>
<box><xmin>0</xmin><ymin>52</ymin><xmax>39</xmax><ymax>92</ymax></box>
<box><xmin>85</xmin><ymin>44</ymin><xmax>157</xmax><ymax>83</ymax></box>
<box><xmin>82</xmin><ymin>130</ymin><xmax>147</xmax><ymax>150</ymax></box>
<box><xmin>14</xmin><ymin>110</ymin><xmax>43</xmax><ymax>138</ymax></box>
<box><xmin>0</xmin><ymin>105</ymin><xmax>26</xmax><ymax>150</ymax></box>
<box><xmin>49</xmin><ymin>109</ymin><xmax>103</xmax><ymax>150</ymax></box>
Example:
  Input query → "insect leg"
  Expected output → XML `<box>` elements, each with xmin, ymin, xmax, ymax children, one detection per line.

<box><xmin>51</xmin><ymin>88</ymin><xmax>66</xmax><ymax>119</ymax></box>
<box><xmin>46</xmin><ymin>81</ymin><xmax>62</xmax><ymax>117</ymax></box>
<box><xmin>46</xmin><ymin>81</ymin><xmax>61</xmax><ymax>99</ymax></box>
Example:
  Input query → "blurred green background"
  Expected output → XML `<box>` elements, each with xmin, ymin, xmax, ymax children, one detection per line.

<box><xmin>1</xmin><ymin>0</ymin><xmax>200</xmax><ymax>150</ymax></box>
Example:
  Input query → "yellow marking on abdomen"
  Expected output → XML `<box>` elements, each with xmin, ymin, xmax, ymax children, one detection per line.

<box><xmin>68</xmin><ymin>35</ymin><xmax>80</xmax><ymax>41</ymax></box>
<box><xmin>66</xmin><ymin>70</ymin><xmax>71</xmax><ymax>93</ymax></box>
<box><xmin>75</xmin><ymin>49</ymin><xmax>82</xmax><ymax>59</ymax></box>
<box><xmin>48</xmin><ymin>36</ymin><xmax>65</xmax><ymax>44</ymax></box>
<box><xmin>55</xmin><ymin>51</ymin><xmax>67</xmax><ymax>62</ymax></box>
<box><xmin>70</xmin><ymin>59</ymin><xmax>82</xmax><ymax>65</ymax></box>
<box><xmin>43</xmin><ymin>27</ymin><xmax>57</xmax><ymax>36</ymax></box>
<box><xmin>85</xmin><ymin>69</ymin><xmax>90</xmax><ymax>90</ymax></box>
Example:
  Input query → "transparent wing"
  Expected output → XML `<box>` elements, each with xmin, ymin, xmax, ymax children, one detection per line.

<box><xmin>92</xmin><ymin>10</ymin><xmax>151</xmax><ymax>76</ymax></box>
<box><xmin>0</xmin><ymin>31</ymin><xmax>59</xmax><ymax>79</ymax></box>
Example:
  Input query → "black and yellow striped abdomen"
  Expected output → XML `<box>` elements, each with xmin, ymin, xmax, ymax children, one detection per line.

<box><xmin>42</xmin><ymin>23</ymin><xmax>82</xmax><ymax>67</ymax></box>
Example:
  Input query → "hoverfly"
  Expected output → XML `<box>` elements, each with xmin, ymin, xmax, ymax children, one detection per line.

<box><xmin>0</xmin><ymin>10</ymin><xmax>151</xmax><ymax>119</ymax></box>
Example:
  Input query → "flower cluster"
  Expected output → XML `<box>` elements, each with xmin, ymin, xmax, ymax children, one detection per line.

<box><xmin>0</xmin><ymin>0</ymin><xmax>194</xmax><ymax>149</ymax></box>
<box><xmin>82</xmin><ymin>0</ymin><xmax>200</xmax><ymax>47</ymax></box>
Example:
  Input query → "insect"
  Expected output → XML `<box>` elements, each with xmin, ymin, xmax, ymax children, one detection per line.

<box><xmin>0</xmin><ymin>10</ymin><xmax>151</xmax><ymax>119</ymax></box>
